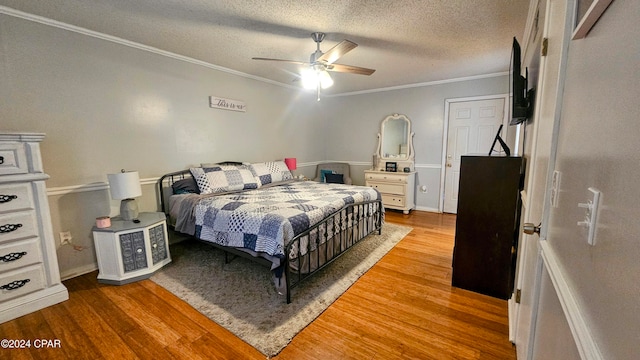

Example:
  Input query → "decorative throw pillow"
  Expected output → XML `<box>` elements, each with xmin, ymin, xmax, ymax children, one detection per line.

<box><xmin>249</xmin><ymin>161</ymin><xmax>293</xmax><ymax>186</ymax></box>
<box><xmin>319</xmin><ymin>169</ymin><xmax>335</xmax><ymax>182</ymax></box>
<box><xmin>190</xmin><ymin>165</ymin><xmax>259</xmax><ymax>194</ymax></box>
<box><xmin>171</xmin><ymin>177</ymin><xmax>200</xmax><ymax>194</ymax></box>
<box><xmin>324</xmin><ymin>173</ymin><xmax>344</xmax><ymax>184</ymax></box>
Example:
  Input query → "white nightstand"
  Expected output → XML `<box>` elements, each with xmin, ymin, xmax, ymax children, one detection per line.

<box><xmin>92</xmin><ymin>212</ymin><xmax>171</xmax><ymax>285</ymax></box>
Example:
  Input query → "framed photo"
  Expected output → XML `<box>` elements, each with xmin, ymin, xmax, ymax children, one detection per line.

<box><xmin>385</xmin><ymin>162</ymin><xmax>397</xmax><ymax>172</ymax></box>
<box><xmin>572</xmin><ymin>0</ymin><xmax>614</xmax><ymax>39</ymax></box>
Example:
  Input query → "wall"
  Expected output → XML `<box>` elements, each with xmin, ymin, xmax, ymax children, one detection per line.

<box><xmin>0</xmin><ymin>9</ymin><xmax>511</xmax><ymax>279</ymax></box>
<box><xmin>543</xmin><ymin>0</ymin><xmax>640</xmax><ymax>358</ymax></box>
<box><xmin>0</xmin><ymin>13</ymin><xmax>324</xmax><ymax>278</ymax></box>
<box><xmin>323</xmin><ymin>76</ymin><xmax>509</xmax><ymax>211</ymax></box>
<box><xmin>531</xmin><ymin>269</ymin><xmax>581</xmax><ymax>359</ymax></box>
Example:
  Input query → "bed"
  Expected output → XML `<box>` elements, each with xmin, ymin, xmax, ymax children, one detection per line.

<box><xmin>158</xmin><ymin>161</ymin><xmax>383</xmax><ymax>303</ymax></box>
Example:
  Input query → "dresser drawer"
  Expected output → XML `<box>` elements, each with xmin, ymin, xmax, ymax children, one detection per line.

<box><xmin>0</xmin><ymin>183</ymin><xmax>35</xmax><ymax>214</ymax></box>
<box><xmin>0</xmin><ymin>143</ymin><xmax>28</xmax><ymax>175</ymax></box>
<box><xmin>381</xmin><ymin>194</ymin><xmax>406</xmax><ymax>207</ymax></box>
<box><xmin>365</xmin><ymin>172</ymin><xmax>408</xmax><ymax>183</ymax></box>
<box><xmin>0</xmin><ymin>265</ymin><xmax>45</xmax><ymax>303</ymax></box>
<box><xmin>0</xmin><ymin>239</ymin><xmax>42</xmax><ymax>273</ymax></box>
<box><xmin>0</xmin><ymin>211</ymin><xmax>38</xmax><ymax>244</ymax></box>
<box><xmin>367</xmin><ymin>182</ymin><xmax>405</xmax><ymax>195</ymax></box>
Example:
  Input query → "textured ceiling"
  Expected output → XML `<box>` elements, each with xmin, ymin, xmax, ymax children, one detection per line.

<box><xmin>0</xmin><ymin>0</ymin><xmax>531</xmax><ymax>95</ymax></box>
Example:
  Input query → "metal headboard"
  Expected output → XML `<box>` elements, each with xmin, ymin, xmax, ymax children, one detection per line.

<box><xmin>157</xmin><ymin>169</ymin><xmax>192</xmax><ymax>215</ymax></box>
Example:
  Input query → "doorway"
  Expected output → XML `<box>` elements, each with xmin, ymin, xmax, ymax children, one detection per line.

<box><xmin>441</xmin><ymin>95</ymin><xmax>509</xmax><ymax>213</ymax></box>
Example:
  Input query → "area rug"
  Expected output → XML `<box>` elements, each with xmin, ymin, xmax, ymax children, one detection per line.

<box><xmin>151</xmin><ymin>223</ymin><xmax>412</xmax><ymax>356</ymax></box>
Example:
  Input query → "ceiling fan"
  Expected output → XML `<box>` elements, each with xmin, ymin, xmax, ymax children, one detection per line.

<box><xmin>252</xmin><ymin>32</ymin><xmax>375</xmax><ymax>100</ymax></box>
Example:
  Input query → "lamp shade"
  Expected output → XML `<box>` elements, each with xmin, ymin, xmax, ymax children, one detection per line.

<box><xmin>107</xmin><ymin>171</ymin><xmax>142</xmax><ymax>200</ymax></box>
<box><xmin>284</xmin><ymin>158</ymin><xmax>297</xmax><ymax>171</ymax></box>
<box><xmin>318</xmin><ymin>70</ymin><xmax>334</xmax><ymax>89</ymax></box>
<box><xmin>301</xmin><ymin>68</ymin><xmax>333</xmax><ymax>90</ymax></box>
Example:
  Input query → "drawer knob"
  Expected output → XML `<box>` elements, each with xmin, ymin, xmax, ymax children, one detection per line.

<box><xmin>0</xmin><ymin>156</ymin><xmax>4</xmax><ymax>164</ymax></box>
<box><xmin>0</xmin><ymin>195</ymin><xmax>18</xmax><ymax>203</ymax></box>
<box><xmin>0</xmin><ymin>279</ymin><xmax>30</xmax><ymax>291</ymax></box>
<box><xmin>0</xmin><ymin>251</ymin><xmax>27</xmax><ymax>262</ymax></box>
<box><xmin>0</xmin><ymin>223</ymin><xmax>22</xmax><ymax>234</ymax></box>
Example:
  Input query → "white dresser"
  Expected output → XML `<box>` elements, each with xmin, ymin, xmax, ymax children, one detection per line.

<box><xmin>365</xmin><ymin>170</ymin><xmax>416</xmax><ymax>214</ymax></box>
<box><xmin>0</xmin><ymin>132</ymin><xmax>68</xmax><ymax>323</ymax></box>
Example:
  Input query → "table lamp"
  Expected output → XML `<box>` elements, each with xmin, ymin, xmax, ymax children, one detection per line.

<box><xmin>107</xmin><ymin>170</ymin><xmax>142</xmax><ymax>221</ymax></box>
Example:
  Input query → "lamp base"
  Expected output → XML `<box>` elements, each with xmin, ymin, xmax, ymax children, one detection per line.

<box><xmin>120</xmin><ymin>198</ymin><xmax>139</xmax><ymax>221</ymax></box>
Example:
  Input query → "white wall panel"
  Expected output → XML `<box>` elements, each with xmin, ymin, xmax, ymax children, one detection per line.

<box><xmin>543</xmin><ymin>0</ymin><xmax>639</xmax><ymax>358</ymax></box>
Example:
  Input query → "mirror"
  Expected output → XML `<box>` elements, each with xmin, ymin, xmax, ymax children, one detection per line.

<box><xmin>374</xmin><ymin>114</ymin><xmax>415</xmax><ymax>171</ymax></box>
<box><xmin>382</xmin><ymin>116</ymin><xmax>409</xmax><ymax>159</ymax></box>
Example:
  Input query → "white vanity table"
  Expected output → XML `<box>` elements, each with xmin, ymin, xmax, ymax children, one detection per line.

<box><xmin>366</xmin><ymin>114</ymin><xmax>416</xmax><ymax>214</ymax></box>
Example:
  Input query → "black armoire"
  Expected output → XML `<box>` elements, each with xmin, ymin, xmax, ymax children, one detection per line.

<box><xmin>452</xmin><ymin>155</ymin><xmax>524</xmax><ymax>299</ymax></box>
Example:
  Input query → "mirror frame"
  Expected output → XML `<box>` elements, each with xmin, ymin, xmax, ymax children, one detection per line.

<box><xmin>374</xmin><ymin>113</ymin><xmax>415</xmax><ymax>171</ymax></box>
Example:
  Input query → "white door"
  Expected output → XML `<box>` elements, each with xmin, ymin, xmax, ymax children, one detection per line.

<box><xmin>442</xmin><ymin>97</ymin><xmax>507</xmax><ymax>213</ymax></box>
<box><xmin>512</xmin><ymin>0</ymin><xmax>572</xmax><ymax>358</ymax></box>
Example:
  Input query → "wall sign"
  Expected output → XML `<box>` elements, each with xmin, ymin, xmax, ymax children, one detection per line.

<box><xmin>209</xmin><ymin>96</ymin><xmax>246</xmax><ymax>112</ymax></box>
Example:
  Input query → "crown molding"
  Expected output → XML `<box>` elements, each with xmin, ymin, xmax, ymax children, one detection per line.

<box><xmin>1</xmin><ymin>5</ymin><xmax>507</xmax><ymax>98</ymax></box>
<box><xmin>328</xmin><ymin>72</ymin><xmax>509</xmax><ymax>97</ymax></box>
<box><xmin>0</xmin><ymin>5</ymin><xmax>296</xmax><ymax>90</ymax></box>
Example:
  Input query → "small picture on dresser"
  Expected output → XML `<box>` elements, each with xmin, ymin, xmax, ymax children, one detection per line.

<box><xmin>385</xmin><ymin>162</ymin><xmax>397</xmax><ymax>172</ymax></box>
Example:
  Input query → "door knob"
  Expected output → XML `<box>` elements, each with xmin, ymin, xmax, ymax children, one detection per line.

<box><xmin>523</xmin><ymin>223</ymin><xmax>541</xmax><ymax>235</ymax></box>
<box><xmin>446</xmin><ymin>163</ymin><xmax>452</xmax><ymax>167</ymax></box>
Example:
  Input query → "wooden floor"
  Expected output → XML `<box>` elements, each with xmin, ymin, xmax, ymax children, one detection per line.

<box><xmin>0</xmin><ymin>211</ymin><xmax>516</xmax><ymax>359</ymax></box>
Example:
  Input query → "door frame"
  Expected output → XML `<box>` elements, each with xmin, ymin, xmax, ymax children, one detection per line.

<box><xmin>439</xmin><ymin>94</ymin><xmax>510</xmax><ymax>212</ymax></box>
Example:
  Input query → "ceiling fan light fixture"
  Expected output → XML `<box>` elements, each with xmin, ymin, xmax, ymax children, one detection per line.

<box><xmin>301</xmin><ymin>68</ymin><xmax>318</xmax><ymax>89</ymax></box>
<box><xmin>252</xmin><ymin>31</ymin><xmax>375</xmax><ymax>97</ymax></box>
<box><xmin>301</xmin><ymin>68</ymin><xmax>333</xmax><ymax>90</ymax></box>
<box><xmin>318</xmin><ymin>70</ymin><xmax>334</xmax><ymax>89</ymax></box>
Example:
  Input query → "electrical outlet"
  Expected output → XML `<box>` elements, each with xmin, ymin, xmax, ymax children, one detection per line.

<box><xmin>59</xmin><ymin>231</ymin><xmax>73</xmax><ymax>246</ymax></box>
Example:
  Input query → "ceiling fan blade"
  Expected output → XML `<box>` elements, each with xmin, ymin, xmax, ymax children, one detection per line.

<box><xmin>252</xmin><ymin>57</ymin><xmax>308</xmax><ymax>65</ymax></box>
<box><xmin>327</xmin><ymin>63</ymin><xmax>376</xmax><ymax>76</ymax></box>
<box><xmin>317</xmin><ymin>40</ymin><xmax>357</xmax><ymax>64</ymax></box>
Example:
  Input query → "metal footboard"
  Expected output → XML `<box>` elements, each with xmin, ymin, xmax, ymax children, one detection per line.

<box><xmin>283</xmin><ymin>199</ymin><xmax>383</xmax><ymax>303</ymax></box>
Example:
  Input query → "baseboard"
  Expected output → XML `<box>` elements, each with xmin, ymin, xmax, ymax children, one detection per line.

<box><xmin>508</xmin><ymin>298</ymin><xmax>517</xmax><ymax>343</ymax></box>
<box><xmin>60</xmin><ymin>264</ymin><xmax>99</xmax><ymax>281</ymax></box>
<box><xmin>0</xmin><ymin>284</ymin><xmax>69</xmax><ymax>323</ymax></box>
<box><xmin>414</xmin><ymin>205</ymin><xmax>440</xmax><ymax>213</ymax></box>
<box><xmin>539</xmin><ymin>241</ymin><xmax>603</xmax><ymax>359</ymax></box>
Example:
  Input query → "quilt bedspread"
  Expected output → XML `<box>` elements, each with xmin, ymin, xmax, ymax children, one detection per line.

<box><xmin>194</xmin><ymin>181</ymin><xmax>381</xmax><ymax>257</ymax></box>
